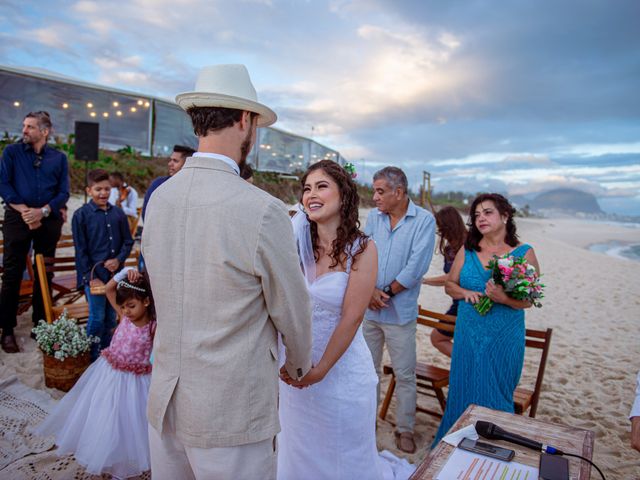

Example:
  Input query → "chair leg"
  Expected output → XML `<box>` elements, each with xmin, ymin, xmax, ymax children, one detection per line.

<box><xmin>434</xmin><ymin>384</ymin><xmax>447</xmax><ymax>413</ymax></box>
<box><xmin>379</xmin><ymin>375</ymin><xmax>396</xmax><ymax>420</ymax></box>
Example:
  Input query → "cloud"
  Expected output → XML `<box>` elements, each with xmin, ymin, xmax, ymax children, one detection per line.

<box><xmin>2</xmin><ymin>0</ymin><xmax>639</xmax><ymax>215</ymax></box>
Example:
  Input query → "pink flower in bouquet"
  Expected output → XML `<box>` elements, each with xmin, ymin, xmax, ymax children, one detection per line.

<box><xmin>53</xmin><ymin>343</ymin><xmax>61</xmax><ymax>351</ymax></box>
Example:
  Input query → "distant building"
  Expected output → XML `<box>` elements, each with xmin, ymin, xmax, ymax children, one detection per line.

<box><xmin>0</xmin><ymin>65</ymin><xmax>344</xmax><ymax>173</ymax></box>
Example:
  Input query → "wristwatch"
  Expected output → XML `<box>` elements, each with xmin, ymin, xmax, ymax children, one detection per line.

<box><xmin>382</xmin><ymin>284</ymin><xmax>395</xmax><ymax>298</ymax></box>
<box><xmin>41</xmin><ymin>206</ymin><xmax>51</xmax><ymax>218</ymax></box>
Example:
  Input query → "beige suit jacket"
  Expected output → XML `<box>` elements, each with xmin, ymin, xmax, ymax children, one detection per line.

<box><xmin>142</xmin><ymin>156</ymin><xmax>312</xmax><ymax>448</ymax></box>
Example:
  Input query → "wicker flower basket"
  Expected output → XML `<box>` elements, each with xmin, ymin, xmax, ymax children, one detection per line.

<box><xmin>42</xmin><ymin>351</ymin><xmax>90</xmax><ymax>392</ymax></box>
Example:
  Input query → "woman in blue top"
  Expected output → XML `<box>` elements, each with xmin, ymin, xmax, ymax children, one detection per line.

<box><xmin>432</xmin><ymin>194</ymin><xmax>540</xmax><ymax>446</ymax></box>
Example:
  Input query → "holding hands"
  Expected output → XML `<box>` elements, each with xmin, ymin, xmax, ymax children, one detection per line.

<box><xmin>280</xmin><ymin>365</ymin><xmax>326</xmax><ymax>389</ymax></box>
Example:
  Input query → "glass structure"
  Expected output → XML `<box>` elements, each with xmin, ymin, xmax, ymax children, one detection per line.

<box><xmin>0</xmin><ymin>65</ymin><xmax>344</xmax><ymax>172</ymax></box>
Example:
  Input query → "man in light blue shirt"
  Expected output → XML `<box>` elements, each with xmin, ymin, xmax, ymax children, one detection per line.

<box><xmin>363</xmin><ymin>166</ymin><xmax>435</xmax><ymax>454</ymax></box>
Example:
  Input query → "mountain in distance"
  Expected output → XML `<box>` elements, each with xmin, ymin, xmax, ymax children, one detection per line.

<box><xmin>530</xmin><ymin>188</ymin><xmax>603</xmax><ymax>214</ymax></box>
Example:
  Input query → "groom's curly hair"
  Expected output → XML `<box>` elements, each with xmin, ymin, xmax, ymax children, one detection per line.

<box><xmin>300</xmin><ymin>160</ymin><xmax>368</xmax><ymax>270</ymax></box>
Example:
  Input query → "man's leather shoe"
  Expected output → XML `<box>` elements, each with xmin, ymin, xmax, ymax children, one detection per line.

<box><xmin>395</xmin><ymin>431</ymin><xmax>416</xmax><ymax>454</ymax></box>
<box><xmin>1</xmin><ymin>334</ymin><xmax>20</xmax><ymax>353</ymax></box>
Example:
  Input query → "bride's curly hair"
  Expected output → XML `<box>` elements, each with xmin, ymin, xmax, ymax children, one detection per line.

<box><xmin>300</xmin><ymin>160</ymin><xmax>368</xmax><ymax>269</ymax></box>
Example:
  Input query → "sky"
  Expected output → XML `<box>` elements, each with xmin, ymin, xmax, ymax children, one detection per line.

<box><xmin>1</xmin><ymin>0</ymin><xmax>639</xmax><ymax>215</ymax></box>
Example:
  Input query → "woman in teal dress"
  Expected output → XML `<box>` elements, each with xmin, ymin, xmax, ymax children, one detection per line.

<box><xmin>432</xmin><ymin>193</ymin><xmax>541</xmax><ymax>446</ymax></box>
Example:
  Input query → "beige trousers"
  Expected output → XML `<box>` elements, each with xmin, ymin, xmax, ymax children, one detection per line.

<box><xmin>148</xmin><ymin>406</ymin><xmax>276</xmax><ymax>480</ymax></box>
<box><xmin>363</xmin><ymin>319</ymin><xmax>417</xmax><ymax>433</ymax></box>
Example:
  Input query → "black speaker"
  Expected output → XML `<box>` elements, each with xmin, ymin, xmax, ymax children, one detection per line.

<box><xmin>75</xmin><ymin>121</ymin><xmax>99</xmax><ymax>161</ymax></box>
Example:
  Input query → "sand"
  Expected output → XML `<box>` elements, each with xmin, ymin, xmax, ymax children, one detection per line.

<box><xmin>2</xmin><ymin>210</ymin><xmax>639</xmax><ymax>478</ymax></box>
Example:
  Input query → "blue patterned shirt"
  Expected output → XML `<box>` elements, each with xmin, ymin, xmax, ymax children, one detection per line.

<box><xmin>364</xmin><ymin>200</ymin><xmax>436</xmax><ymax>325</ymax></box>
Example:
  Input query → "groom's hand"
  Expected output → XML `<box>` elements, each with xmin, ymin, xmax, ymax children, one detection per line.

<box><xmin>286</xmin><ymin>366</ymin><xmax>326</xmax><ymax>388</ymax></box>
<box><xmin>279</xmin><ymin>365</ymin><xmax>307</xmax><ymax>389</ymax></box>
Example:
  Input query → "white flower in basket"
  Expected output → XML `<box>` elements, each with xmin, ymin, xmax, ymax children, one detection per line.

<box><xmin>32</xmin><ymin>310</ymin><xmax>99</xmax><ymax>361</ymax></box>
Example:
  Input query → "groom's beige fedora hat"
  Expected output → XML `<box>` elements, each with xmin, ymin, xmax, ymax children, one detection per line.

<box><xmin>175</xmin><ymin>64</ymin><xmax>277</xmax><ymax>127</ymax></box>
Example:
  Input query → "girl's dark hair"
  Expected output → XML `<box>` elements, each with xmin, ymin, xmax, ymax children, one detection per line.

<box><xmin>435</xmin><ymin>206</ymin><xmax>467</xmax><ymax>260</ymax></box>
<box><xmin>300</xmin><ymin>160</ymin><xmax>368</xmax><ymax>269</ymax></box>
<box><xmin>465</xmin><ymin>193</ymin><xmax>519</xmax><ymax>252</ymax></box>
<box><xmin>115</xmin><ymin>272</ymin><xmax>156</xmax><ymax>320</ymax></box>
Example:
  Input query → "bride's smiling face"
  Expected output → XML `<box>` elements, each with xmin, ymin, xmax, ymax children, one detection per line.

<box><xmin>302</xmin><ymin>169</ymin><xmax>341</xmax><ymax>224</ymax></box>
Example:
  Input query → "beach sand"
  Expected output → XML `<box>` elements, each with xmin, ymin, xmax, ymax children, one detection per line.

<box><xmin>1</xmin><ymin>212</ymin><xmax>639</xmax><ymax>477</ymax></box>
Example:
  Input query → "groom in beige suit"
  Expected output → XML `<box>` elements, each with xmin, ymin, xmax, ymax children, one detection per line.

<box><xmin>142</xmin><ymin>65</ymin><xmax>312</xmax><ymax>479</ymax></box>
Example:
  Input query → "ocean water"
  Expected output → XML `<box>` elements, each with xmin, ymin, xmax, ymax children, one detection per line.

<box><xmin>589</xmin><ymin>241</ymin><xmax>640</xmax><ymax>261</ymax></box>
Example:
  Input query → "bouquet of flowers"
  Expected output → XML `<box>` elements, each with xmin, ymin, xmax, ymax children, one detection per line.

<box><xmin>32</xmin><ymin>310</ymin><xmax>99</xmax><ymax>361</ymax></box>
<box><xmin>474</xmin><ymin>254</ymin><xmax>544</xmax><ymax>315</ymax></box>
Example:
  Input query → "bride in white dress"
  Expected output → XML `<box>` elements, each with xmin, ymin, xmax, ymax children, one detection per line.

<box><xmin>278</xmin><ymin>161</ymin><xmax>414</xmax><ymax>480</ymax></box>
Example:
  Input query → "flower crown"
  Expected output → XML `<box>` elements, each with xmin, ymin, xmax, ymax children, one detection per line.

<box><xmin>117</xmin><ymin>280</ymin><xmax>146</xmax><ymax>293</ymax></box>
<box><xmin>343</xmin><ymin>162</ymin><xmax>357</xmax><ymax>179</ymax></box>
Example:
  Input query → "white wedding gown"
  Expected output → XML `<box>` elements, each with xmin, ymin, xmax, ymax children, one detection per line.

<box><xmin>277</xmin><ymin>263</ymin><xmax>414</xmax><ymax>480</ymax></box>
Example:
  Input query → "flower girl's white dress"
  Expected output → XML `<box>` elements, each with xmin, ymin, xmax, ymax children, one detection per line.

<box><xmin>34</xmin><ymin>317</ymin><xmax>154</xmax><ymax>478</ymax></box>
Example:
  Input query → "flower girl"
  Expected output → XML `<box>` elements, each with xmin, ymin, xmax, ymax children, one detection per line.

<box><xmin>34</xmin><ymin>268</ymin><xmax>155</xmax><ymax>478</ymax></box>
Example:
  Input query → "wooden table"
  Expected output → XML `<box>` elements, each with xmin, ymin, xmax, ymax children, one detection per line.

<box><xmin>411</xmin><ymin>405</ymin><xmax>594</xmax><ymax>479</ymax></box>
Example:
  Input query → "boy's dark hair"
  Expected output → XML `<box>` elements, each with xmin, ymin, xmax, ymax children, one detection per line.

<box><xmin>240</xmin><ymin>163</ymin><xmax>254</xmax><ymax>180</ymax></box>
<box><xmin>173</xmin><ymin>144</ymin><xmax>196</xmax><ymax>157</ymax></box>
<box><xmin>115</xmin><ymin>272</ymin><xmax>156</xmax><ymax>320</ymax></box>
<box><xmin>109</xmin><ymin>171</ymin><xmax>125</xmax><ymax>182</ymax></box>
<box><xmin>186</xmin><ymin>106</ymin><xmax>253</xmax><ymax>136</ymax></box>
<box><xmin>87</xmin><ymin>168</ymin><xmax>110</xmax><ymax>186</ymax></box>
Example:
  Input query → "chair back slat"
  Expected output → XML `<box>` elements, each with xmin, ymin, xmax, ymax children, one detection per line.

<box><xmin>417</xmin><ymin>308</ymin><xmax>456</xmax><ymax>333</ymax></box>
<box><xmin>526</xmin><ymin>327</ymin><xmax>552</xmax><ymax>417</ymax></box>
<box><xmin>35</xmin><ymin>254</ymin><xmax>55</xmax><ymax>324</ymax></box>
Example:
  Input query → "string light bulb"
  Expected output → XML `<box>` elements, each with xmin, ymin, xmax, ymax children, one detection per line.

<box><xmin>62</xmin><ymin>103</ymin><xmax>69</xmax><ymax>109</ymax></box>
<box><xmin>87</xmin><ymin>102</ymin><xmax>93</xmax><ymax>108</ymax></box>
<box><xmin>103</xmin><ymin>112</ymin><xmax>109</xmax><ymax>118</ymax></box>
<box><xmin>113</xmin><ymin>101</ymin><xmax>119</xmax><ymax>107</ymax></box>
<box><xmin>90</xmin><ymin>112</ymin><xmax>97</xmax><ymax>117</ymax></box>
<box><xmin>130</xmin><ymin>107</ymin><xmax>137</xmax><ymax>112</ymax></box>
<box><xmin>13</xmin><ymin>101</ymin><xmax>20</xmax><ymax>107</ymax></box>
<box><xmin>116</xmin><ymin>111</ymin><xmax>122</xmax><ymax>116</ymax></box>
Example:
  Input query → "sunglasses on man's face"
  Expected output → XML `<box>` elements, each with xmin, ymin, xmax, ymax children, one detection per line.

<box><xmin>33</xmin><ymin>154</ymin><xmax>43</xmax><ymax>168</ymax></box>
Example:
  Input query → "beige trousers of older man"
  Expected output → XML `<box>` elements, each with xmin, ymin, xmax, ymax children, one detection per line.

<box><xmin>148</xmin><ymin>404</ymin><xmax>276</xmax><ymax>480</ymax></box>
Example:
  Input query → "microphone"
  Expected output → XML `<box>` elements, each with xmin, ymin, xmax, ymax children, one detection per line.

<box><xmin>475</xmin><ymin>421</ymin><xmax>563</xmax><ymax>455</ymax></box>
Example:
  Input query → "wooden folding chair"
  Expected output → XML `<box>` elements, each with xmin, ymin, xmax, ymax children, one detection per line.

<box><xmin>379</xmin><ymin>307</ymin><xmax>553</xmax><ymax>421</ymax></box>
<box><xmin>128</xmin><ymin>207</ymin><xmax>142</xmax><ymax>237</ymax></box>
<box><xmin>35</xmin><ymin>254</ymin><xmax>89</xmax><ymax>324</ymax></box>
<box><xmin>35</xmin><ymin>255</ymin><xmax>84</xmax><ymax>305</ymax></box>
<box><xmin>513</xmin><ymin>327</ymin><xmax>553</xmax><ymax>417</ymax></box>
<box><xmin>56</xmin><ymin>233</ymin><xmax>75</xmax><ymax>249</ymax></box>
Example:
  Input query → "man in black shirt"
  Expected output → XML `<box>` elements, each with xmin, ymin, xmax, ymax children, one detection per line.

<box><xmin>0</xmin><ymin>111</ymin><xmax>69</xmax><ymax>353</ymax></box>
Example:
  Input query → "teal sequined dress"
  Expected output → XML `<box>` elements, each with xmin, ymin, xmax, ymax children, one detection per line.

<box><xmin>432</xmin><ymin>244</ymin><xmax>531</xmax><ymax>446</ymax></box>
